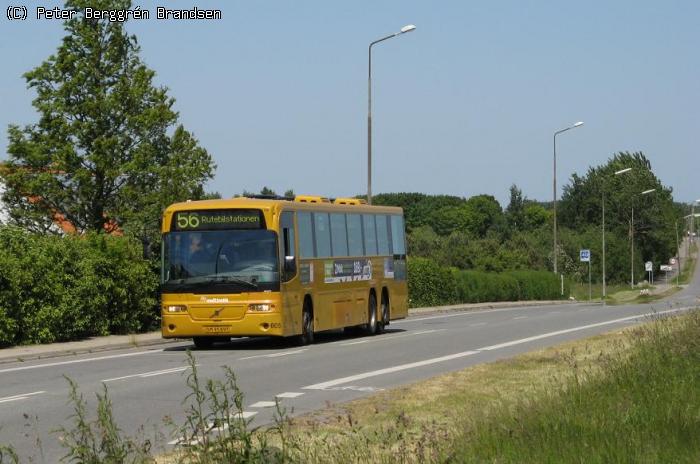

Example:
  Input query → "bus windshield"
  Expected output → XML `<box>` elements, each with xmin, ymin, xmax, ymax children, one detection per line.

<box><xmin>162</xmin><ymin>230</ymin><xmax>280</xmax><ymax>293</ymax></box>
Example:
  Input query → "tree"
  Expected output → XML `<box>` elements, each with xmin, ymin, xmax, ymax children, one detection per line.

<box><xmin>284</xmin><ymin>189</ymin><xmax>295</xmax><ymax>198</ymax></box>
<box><xmin>1</xmin><ymin>0</ymin><xmax>215</xmax><ymax>237</ymax></box>
<box><xmin>506</xmin><ymin>184</ymin><xmax>526</xmax><ymax>231</ymax></box>
<box><xmin>260</xmin><ymin>187</ymin><xmax>276</xmax><ymax>196</ymax></box>
<box><xmin>559</xmin><ymin>152</ymin><xmax>679</xmax><ymax>281</ymax></box>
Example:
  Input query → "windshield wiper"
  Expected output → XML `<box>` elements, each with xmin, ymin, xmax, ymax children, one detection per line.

<box><xmin>205</xmin><ymin>275</ymin><xmax>259</xmax><ymax>290</ymax></box>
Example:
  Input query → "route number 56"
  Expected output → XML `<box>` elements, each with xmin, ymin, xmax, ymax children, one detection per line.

<box><xmin>177</xmin><ymin>213</ymin><xmax>200</xmax><ymax>229</ymax></box>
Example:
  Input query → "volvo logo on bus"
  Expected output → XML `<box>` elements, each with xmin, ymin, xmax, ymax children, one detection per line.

<box><xmin>200</xmin><ymin>297</ymin><xmax>229</xmax><ymax>304</ymax></box>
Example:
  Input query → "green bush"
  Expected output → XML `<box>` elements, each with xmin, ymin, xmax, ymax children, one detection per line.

<box><xmin>408</xmin><ymin>257</ymin><xmax>567</xmax><ymax>308</ymax></box>
<box><xmin>0</xmin><ymin>227</ymin><xmax>158</xmax><ymax>346</ymax></box>
<box><xmin>407</xmin><ymin>257</ymin><xmax>457</xmax><ymax>307</ymax></box>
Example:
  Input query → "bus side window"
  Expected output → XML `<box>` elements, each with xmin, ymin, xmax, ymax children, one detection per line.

<box><xmin>390</xmin><ymin>215</ymin><xmax>406</xmax><ymax>257</ymax></box>
<box><xmin>298</xmin><ymin>211</ymin><xmax>315</xmax><ymax>258</ymax></box>
<box><xmin>363</xmin><ymin>214</ymin><xmax>378</xmax><ymax>256</ymax></box>
<box><xmin>280</xmin><ymin>211</ymin><xmax>296</xmax><ymax>281</ymax></box>
<box><xmin>376</xmin><ymin>215</ymin><xmax>391</xmax><ymax>255</ymax></box>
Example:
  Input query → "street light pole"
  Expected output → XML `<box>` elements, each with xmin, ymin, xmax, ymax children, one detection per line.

<box><xmin>602</xmin><ymin>167</ymin><xmax>632</xmax><ymax>301</ymax></box>
<box><xmin>552</xmin><ymin>121</ymin><xmax>584</xmax><ymax>274</ymax></box>
<box><xmin>367</xmin><ymin>24</ymin><xmax>416</xmax><ymax>205</ymax></box>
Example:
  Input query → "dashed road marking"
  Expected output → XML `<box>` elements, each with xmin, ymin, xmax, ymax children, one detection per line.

<box><xmin>102</xmin><ymin>365</ymin><xmax>192</xmax><ymax>383</ymax></box>
<box><xmin>249</xmin><ymin>401</ymin><xmax>277</xmax><ymax>408</ymax></box>
<box><xmin>239</xmin><ymin>349</ymin><xmax>307</xmax><ymax>361</ymax></box>
<box><xmin>276</xmin><ymin>392</ymin><xmax>304</xmax><ymax>398</ymax></box>
<box><xmin>0</xmin><ymin>391</ymin><xmax>45</xmax><ymax>404</ymax></box>
<box><xmin>340</xmin><ymin>329</ymin><xmax>445</xmax><ymax>346</ymax></box>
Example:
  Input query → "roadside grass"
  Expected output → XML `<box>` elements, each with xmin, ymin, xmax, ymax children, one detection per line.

<box><xmin>570</xmin><ymin>282</ymin><xmax>628</xmax><ymax>301</ymax></box>
<box><xmin>448</xmin><ymin>309</ymin><xmax>700</xmax><ymax>463</ymax></box>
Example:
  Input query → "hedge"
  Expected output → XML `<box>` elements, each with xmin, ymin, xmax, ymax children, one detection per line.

<box><xmin>408</xmin><ymin>257</ymin><xmax>568</xmax><ymax>308</ymax></box>
<box><xmin>0</xmin><ymin>227</ymin><xmax>158</xmax><ymax>346</ymax></box>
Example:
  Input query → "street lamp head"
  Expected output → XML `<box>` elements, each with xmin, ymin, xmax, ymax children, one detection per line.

<box><xmin>573</xmin><ymin>121</ymin><xmax>584</xmax><ymax>128</ymax></box>
<box><xmin>400</xmin><ymin>24</ymin><xmax>417</xmax><ymax>34</ymax></box>
<box><xmin>614</xmin><ymin>167</ymin><xmax>632</xmax><ymax>175</ymax></box>
<box><xmin>641</xmin><ymin>189</ymin><xmax>656</xmax><ymax>195</ymax></box>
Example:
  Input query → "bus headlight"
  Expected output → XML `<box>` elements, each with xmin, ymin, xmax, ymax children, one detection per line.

<box><xmin>165</xmin><ymin>305</ymin><xmax>187</xmax><ymax>313</ymax></box>
<box><xmin>249</xmin><ymin>303</ymin><xmax>274</xmax><ymax>312</ymax></box>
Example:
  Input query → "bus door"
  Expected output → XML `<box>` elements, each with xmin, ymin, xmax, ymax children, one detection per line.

<box><xmin>279</xmin><ymin>211</ymin><xmax>302</xmax><ymax>336</ymax></box>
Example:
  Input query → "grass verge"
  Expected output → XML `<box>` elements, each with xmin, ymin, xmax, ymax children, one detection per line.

<box><xmin>272</xmin><ymin>310</ymin><xmax>700</xmax><ymax>463</ymax></box>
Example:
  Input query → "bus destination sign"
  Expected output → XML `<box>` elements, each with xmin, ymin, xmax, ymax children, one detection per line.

<box><xmin>172</xmin><ymin>210</ymin><xmax>264</xmax><ymax>231</ymax></box>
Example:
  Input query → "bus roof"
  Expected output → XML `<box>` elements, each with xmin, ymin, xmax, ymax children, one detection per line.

<box><xmin>163</xmin><ymin>196</ymin><xmax>403</xmax><ymax>216</ymax></box>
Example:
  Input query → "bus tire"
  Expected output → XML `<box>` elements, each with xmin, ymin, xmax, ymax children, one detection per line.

<box><xmin>377</xmin><ymin>290</ymin><xmax>389</xmax><ymax>334</ymax></box>
<box><xmin>296</xmin><ymin>302</ymin><xmax>315</xmax><ymax>346</ymax></box>
<box><xmin>193</xmin><ymin>336</ymin><xmax>215</xmax><ymax>349</ymax></box>
<box><xmin>364</xmin><ymin>292</ymin><xmax>378</xmax><ymax>335</ymax></box>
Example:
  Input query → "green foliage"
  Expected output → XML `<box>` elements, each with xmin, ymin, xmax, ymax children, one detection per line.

<box><xmin>408</xmin><ymin>257</ymin><xmax>565</xmax><ymax>308</ymax></box>
<box><xmin>171</xmin><ymin>351</ymin><xmax>288</xmax><ymax>463</ymax></box>
<box><xmin>407</xmin><ymin>257</ymin><xmax>457</xmax><ymax>307</ymax></box>
<box><xmin>58</xmin><ymin>377</ymin><xmax>154</xmax><ymax>463</ymax></box>
<box><xmin>559</xmin><ymin>151</ymin><xmax>678</xmax><ymax>271</ymax></box>
<box><xmin>0</xmin><ymin>227</ymin><xmax>157</xmax><ymax>346</ymax></box>
<box><xmin>1</xmin><ymin>0</ymin><xmax>214</xmax><ymax>237</ymax></box>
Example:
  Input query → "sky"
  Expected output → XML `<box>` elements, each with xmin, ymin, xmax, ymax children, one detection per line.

<box><xmin>1</xmin><ymin>1</ymin><xmax>698</xmax><ymax>206</ymax></box>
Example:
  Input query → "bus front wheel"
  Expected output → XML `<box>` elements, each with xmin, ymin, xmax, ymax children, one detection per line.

<box><xmin>296</xmin><ymin>303</ymin><xmax>315</xmax><ymax>346</ymax></box>
<box><xmin>193</xmin><ymin>336</ymin><xmax>215</xmax><ymax>349</ymax></box>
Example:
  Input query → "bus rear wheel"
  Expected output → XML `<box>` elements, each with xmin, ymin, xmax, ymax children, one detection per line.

<box><xmin>377</xmin><ymin>292</ymin><xmax>389</xmax><ymax>334</ymax></box>
<box><xmin>363</xmin><ymin>293</ymin><xmax>378</xmax><ymax>335</ymax></box>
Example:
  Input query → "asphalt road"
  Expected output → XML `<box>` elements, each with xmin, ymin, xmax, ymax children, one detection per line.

<box><xmin>1</xmin><ymin>261</ymin><xmax>698</xmax><ymax>462</ymax></box>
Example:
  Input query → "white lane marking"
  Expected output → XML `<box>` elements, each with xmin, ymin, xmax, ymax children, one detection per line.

<box><xmin>469</xmin><ymin>322</ymin><xmax>487</xmax><ymax>327</ymax></box>
<box><xmin>397</xmin><ymin>304</ymin><xmax>585</xmax><ymax>324</ymax></box>
<box><xmin>0</xmin><ymin>391</ymin><xmax>45</xmax><ymax>404</ymax></box>
<box><xmin>102</xmin><ymin>365</ymin><xmax>192</xmax><ymax>383</ymax></box>
<box><xmin>249</xmin><ymin>401</ymin><xmax>277</xmax><ymax>408</ymax></box>
<box><xmin>0</xmin><ymin>349</ymin><xmax>164</xmax><ymax>374</ymax></box>
<box><xmin>276</xmin><ymin>392</ymin><xmax>304</xmax><ymax>398</ymax></box>
<box><xmin>478</xmin><ymin>310</ymin><xmax>686</xmax><ymax>351</ymax></box>
<box><xmin>239</xmin><ymin>349</ymin><xmax>307</xmax><ymax>361</ymax></box>
<box><xmin>342</xmin><ymin>340</ymin><xmax>370</xmax><ymax>346</ymax></box>
<box><xmin>303</xmin><ymin>307</ymin><xmax>693</xmax><ymax>391</ymax></box>
<box><xmin>340</xmin><ymin>329</ymin><xmax>445</xmax><ymax>346</ymax></box>
<box><xmin>303</xmin><ymin>350</ymin><xmax>480</xmax><ymax>390</ymax></box>
<box><xmin>233</xmin><ymin>411</ymin><xmax>258</xmax><ymax>419</ymax></box>
<box><xmin>513</xmin><ymin>316</ymin><xmax>528</xmax><ymax>320</ymax></box>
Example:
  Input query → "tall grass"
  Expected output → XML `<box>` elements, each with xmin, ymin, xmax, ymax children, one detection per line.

<box><xmin>449</xmin><ymin>310</ymin><xmax>700</xmax><ymax>463</ymax></box>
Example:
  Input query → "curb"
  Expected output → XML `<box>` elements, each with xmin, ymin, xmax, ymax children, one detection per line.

<box><xmin>0</xmin><ymin>299</ymin><xmax>578</xmax><ymax>365</ymax></box>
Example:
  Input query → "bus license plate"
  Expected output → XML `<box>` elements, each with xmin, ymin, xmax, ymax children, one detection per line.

<box><xmin>204</xmin><ymin>326</ymin><xmax>231</xmax><ymax>334</ymax></box>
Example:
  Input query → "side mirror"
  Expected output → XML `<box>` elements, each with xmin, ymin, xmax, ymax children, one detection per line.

<box><xmin>284</xmin><ymin>255</ymin><xmax>296</xmax><ymax>274</ymax></box>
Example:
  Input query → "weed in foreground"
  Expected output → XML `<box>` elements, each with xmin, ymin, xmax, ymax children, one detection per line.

<box><xmin>56</xmin><ymin>377</ymin><xmax>154</xmax><ymax>463</ymax></box>
<box><xmin>167</xmin><ymin>351</ymin><xmax>291</xmax><ymax>464</ymax></box>
<box><xmin>0</xmin><ymin>443</ymin><xmax>19</xmax><ymax>464</ymax></box>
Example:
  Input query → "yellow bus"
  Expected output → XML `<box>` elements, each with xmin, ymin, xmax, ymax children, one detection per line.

<box><xmin>160</xmin><ymin>195</ymin><xmax>408</xmax><ymax>348</ymax></box>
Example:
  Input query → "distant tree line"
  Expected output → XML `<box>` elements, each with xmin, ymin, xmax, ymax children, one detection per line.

<box><xmin>374</xmin><ymin>151</ymin><xmax>685</xmax><ymax>286</ymax></box>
